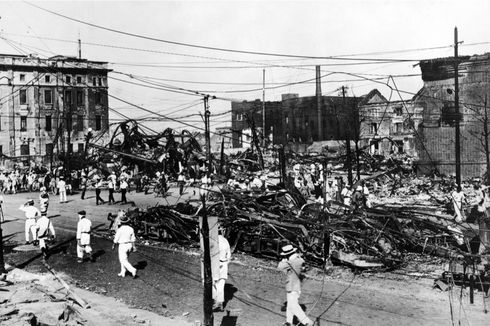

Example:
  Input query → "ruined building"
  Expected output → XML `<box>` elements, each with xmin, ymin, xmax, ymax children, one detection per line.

<box><xmin>415</xmin><ymin>53</ymin><xmax>490</xmax><ymax>178</ymax></box>
<box><xmin>0</xmin><ymin>54</ymin><xmax>110</xmax><ymax>167</ymax></box>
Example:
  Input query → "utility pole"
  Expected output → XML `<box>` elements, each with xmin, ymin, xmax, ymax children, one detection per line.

<box><xmin>484</xmin><ymin>95</ymin><xmax>490</xmax><ymax>184</ymax></box>
<box><xmin>262</xmin><ymin>69</ymin><xmax>266</xmax><ymax>147</ymax></box>
<box><xmin>454</xmin><ymin>27</ymin><xmax>462</xmax><ymax>188</ymax></box>
<box><xmin>202</xmin><ymin>95</ymin><xmax>213</xmax><ymax>326</ymax></box>
<box><xmin>343</xmin><ymin>86</ymin><xmax>353</xmax><ymax>186</ymax></box>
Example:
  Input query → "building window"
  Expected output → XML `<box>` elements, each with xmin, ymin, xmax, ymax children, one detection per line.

<box><xmin>20</xmin><ymin>74</ymin><xmax>25</xmax><ymax>82</ymax></box>
<box><xmin>92</xmin><ymin>77</ymin><xmax>97</xmax><ymax>86</ymax></box>
<box><xmin>395</xmin><ymin>122</ymin><xmax>403</xmax><ymax>133</ymax></box>
<box><xmin>65</xmin><ymin>90</ymin><xmax>72</xmax><ymax>105</ymax></box>
<box><xmin>46</xmin><ymin>143</ymin><xmax>53</xmax><ymax>155</ymax></box>
<box><xmin>66</xmin><ymin>76</ymin><xmax>71</xmax><ymax>84</ymax></box>
<box><xmin>77</xmin><ymin>114</ymin><xmax>84</xmax><ymax>131</ymax></box>
<box><xmin>95</xmin><ymin>91</ymin><xmax>101</xmax><ymax>105</ymax></box>
<box><xmin>370</xmin><ymin>123</ymin><xmax>378</xmax><ymax>134</ymax></box>
<box><xmin>77</xmin><ymin>76</ymin><xmax>82</xmax><ymax>84</ymax></box>
<box><xmin>394</xmin><ymin>106</ymin><xmax>403</xmax><ymax>116</ymax></box>
<box><xmin>78</xmin><ymin>143</ymin><xmax>84</xmax><ymax>153</ymax></box>
<box><xmin>45</xmin><ymin>115</ymin><xmax>52</xmax><ymax>131</ymax></box>
<box><xmin>44</xmin><ymin>90</ymin><xmax>52</xmax><ymax>104</ymax></box>
<box><xmin>285</xmin><ymin>115</ymin><xmax>289</xmax><ymax>125</ymax></box>
<box><xmin>20</xmin><ymin>89</ymin><xmax>27</xmax><ymax>104</ymax></box>
<box><xmin>20</xmin><ymin>116</ymin><xmax>27</xmax><ymax>131</ymax></box>
<box><xmin>98</xmin><ymin>77</ymin><xmax>102</xmax><ymax>86</ymax></box>
<box><xmin>95</xmin><ymin>115</ymin><xmax>101</xmax><ymax>130</ymax></box>
<box><xmin>45</xmin><ymin>75</ymin><xmax>51</xmax><ymax>83</ymax></box>
<box><xmin>77</xmin><ymin>90</ymin><xmax>84</xmax><ymax>106</ymax></box>
<box><xmin>20</xmin><ymin>144</ymin><xmax>29</xmax><ymax>156</ymax></box>
<box><xmin>0</xmin><ymin>145</ymin><xmax>2</xmax><ymax>154</ymax></box>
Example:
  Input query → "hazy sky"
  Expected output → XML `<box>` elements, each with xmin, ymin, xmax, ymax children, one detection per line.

<box><xmin>1</xmin><ymin>0</ymin><xmax>490</xmax><ymax>132</ymax></box>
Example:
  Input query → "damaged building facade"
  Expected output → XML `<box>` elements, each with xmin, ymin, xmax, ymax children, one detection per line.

<box><xmin>0</xmin><ymin>54</ymin><xmax>110</xmax><ymax>167</ymax></box>
<box><xmin>358</xmin><ymin>89</ymin><xmax>423</xmax><ymax>157</ymax></box>
<box><xmin>231</xmin><ymin>67</ymin><xmax>359</xmax><ymax>149</ymax></box>
<box><xmin>414</xmin><ymin>53</ymin><xmax>490</xmax><ymax>178</ymax></box>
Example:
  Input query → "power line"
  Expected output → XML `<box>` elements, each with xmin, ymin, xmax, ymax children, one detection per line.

<box><xmin>25</xmin><ymin>1</ymin><xmax>418</xmax><ymax>62</ymax></box>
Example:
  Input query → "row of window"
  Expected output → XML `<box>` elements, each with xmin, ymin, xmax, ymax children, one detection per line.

<box><xmin>18</xmin><ymin>89</ymin><xmax>104</xmax><ymax>105</ymax></box>
<box><xmin>19</xmin><ymin>74</ymin><xmax>105</xmax><ymax>86</ymax></box>
<box><xmin>12</xmin><ymin>115</ymin><xmax>103</xmax><ymax>132</ymax></box>
<box><xmin>0</xmin><ymin>143</ymin><xmax>86</xmax><ymax>156</ymax></box>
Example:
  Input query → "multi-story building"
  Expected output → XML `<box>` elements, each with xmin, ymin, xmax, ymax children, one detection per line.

<box><xmin>358</xmin><ymin>89</ymin><xmax>423</xmax><ymax>157</ymax></box>
<box><xmin>0</xmin><ymin>54</ymin><xmax>110</xmax><ymax>167</ymax></box>
<box><xmin>414</xmin><ymin>53</ymin><xmax>490</xmax><ymax>178</ymax></box>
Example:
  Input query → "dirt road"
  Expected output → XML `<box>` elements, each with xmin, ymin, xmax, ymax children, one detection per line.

<box><xmin>2</xmin><ymin>188</ymin><xmax>489</xmax><ymax>325</ymax></box>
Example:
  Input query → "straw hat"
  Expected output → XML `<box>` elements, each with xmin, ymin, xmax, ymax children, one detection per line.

<box><xmin>280</xmin><ymin>244</ymin><xmax>297</xmax><ymax>256</ymax></box>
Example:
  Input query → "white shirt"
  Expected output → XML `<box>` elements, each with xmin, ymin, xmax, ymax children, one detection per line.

<box><xmin>120</xmin><ymin>180</ymin><xmax>128</xmax><ymax>189</ymax></box>
<box><xmin>114</xmin><ymin>224</ymin><xmax>135</xmax><ymax>244</ymax></box>
<box><xmin>57</xmin><ymin>180</ymin><xmax>66</xmax><ymax>191</ymax></box>
<box><xmin>218</xmin><ymin>234</ymin><xmax>231</xmax><ymax>263</ymax></box>
<box><xmin>36</xmin><ymin>216</ymin><xmax>55</xmax><ymax>239</ymax></box>
<box><xmin>77</xmin><ymin>218</ymin><xmax>92</xmax><ymax>245</ymax></box>
<box><xmin>19</xmin><ymin>205</ymin><xmax>41</xmax><ymax>219</ymax></box>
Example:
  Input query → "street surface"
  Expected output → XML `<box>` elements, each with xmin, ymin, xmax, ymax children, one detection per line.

<box><xmin>2</xmin><ymin>186</ymin><xmax>490</xmax><ymax>326</ymax></box>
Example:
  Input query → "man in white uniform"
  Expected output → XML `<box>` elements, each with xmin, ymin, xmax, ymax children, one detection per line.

<box><xmin>76</xmin><ymin>210</ymin><xmax>93</xmax><ymax>263</ymax></box>
<box><xmin>35</xmin><ymin>212</ymin><xmax>55</xmax><ymax>259</ymax></box>
<box><xmin>57</xmin><ymin>176</ymin><xmax>67</xmax><ymax>203</ymax></box>
<box><xmin>212</xmin><ymin>227</ymin><xmax>231</xmax><ymax>312</ymax></box>
<box><xmin>19</xmin><ymin>199</ymin><xmax>40</xmax><ymax>245</ymax></box>
<box><xmin>113</xmin><ymin>215</ymin><xmax>137</xmax><ymax>278</ymax></box>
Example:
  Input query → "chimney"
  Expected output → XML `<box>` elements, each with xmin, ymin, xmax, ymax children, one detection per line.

<box><xmin>316</xmin><ymin>65</ymin><xmax>323</xmax><ymax>139</ymax></box>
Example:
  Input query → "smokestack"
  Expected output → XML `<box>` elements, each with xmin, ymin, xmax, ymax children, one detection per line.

<box><xmin>316</xmin><ymin>65</ymin><xmax>323</xmax><ymax>139</ymax></box>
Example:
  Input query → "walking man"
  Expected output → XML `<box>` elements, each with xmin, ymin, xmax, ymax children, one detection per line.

<box><xmin>57</xmin><ymin>176</ymin><xmax>67</xmax><ymax>203</ymax></box>
<box><xmin>95</xmin><ymin>177</ymin><xmax>105</xmax><ymax>205</ymax></box>
<box><xmin>277</xmin><ymin>244</ymin><xmax>314</xmax><ymax>326</ymax></box>
<box><xmin>19</xmin><ymin>199</ymin><xmax>40</xmax><ymax>245</ymax></box>
<box><xmin>451</xmin><ymin>185</ymin><xmax>467</xmax><ymax>223</ymax></box>
<box><xmin>35</xmin><ymin>212</ymin><xmax>55</xmax><ymax>260</ymax></box>
<box><xmin>76</xmin><ymin>210</ymin><xmax>93</xmax><ymax>263</ymax></box>
<box><xmin>212</xmin><ymin>226</ymin><xmax>231</xmax><ymax>312</ymax></box>
<box><xmin>112</xmin><ymin>215</ymin><xmax>137</xmax><ymax>278</ymax></box>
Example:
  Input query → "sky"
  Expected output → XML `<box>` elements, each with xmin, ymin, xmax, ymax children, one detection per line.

<box><xmin>1</xmin><ymin>0</ymin><xmax>490</xmax><ymax>134</ymax></box>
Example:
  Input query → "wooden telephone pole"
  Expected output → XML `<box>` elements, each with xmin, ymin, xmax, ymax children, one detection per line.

<box><xmin>202</xmin><ymin>95</ymin><xmax>213</xmax><ymax>326</ymax></box>
<box><xmin>454</xmin><ymin>27</ymin><xmax>462</xmax><ymax>188</ymax></box>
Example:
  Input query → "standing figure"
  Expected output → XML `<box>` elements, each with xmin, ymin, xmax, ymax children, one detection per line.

<box><xmin>57</xmin><ymin>176</ymin><xmax>67</xmax><ymax>203</ymax></box>
<box><xmin>107</xmin><ymin>176</ymin><xmax>115</xmax><ymax>204</ymax></box>
<box><xmin>80</xmin><ymin>172</ymin><xmax>88</xmax><ymax>200</ymax></box>
<box><xmin>212</xmin><ymin>227</ymin><xmax>231</xmax><ymax>312</ymax></box>
<box><xmin>19</xmin><ymin>199</ymin><xmax>40</xmax><ymax>245</ymax></box>
<box><xmin>113</xmin><ymin>215</ymin><xmax>137</xmax><ymax>278</ymax></box>
<box><xmin>178</xmin><ymin>171</ymin><xmax>186</xmax><ymax>196</ymax></box>
<box><xmin>451</xmin><ymin>185</ymin><xmax>467</xmax><ymax>223</ymax></box>
<box><xmin>95</xmin><ymin>177</ymin><xmax>105</xmax><ymax>205</ymax></box>
<box><xmin>277</xmin><ymin>245</ymin><xmax>314</xmax><ymax>326</ymax></box>
<box><xmin>39</xmin><ymin>187</ymin><xmax>49</xmax><ymax>216</ymax></box>
<box><xmin>35</xmin><ymin>212</ymin><xmax>55</xmax><ymax>260</ymax></box>
<box><xmin>76</xmin><ymin>210</ymin><xmax>93</xmax><ymax>263</ymax></box>
<box><xmin>120</xmin><ymin>178</ymin><xmax>128</xmax><ymax>204</ymax></box>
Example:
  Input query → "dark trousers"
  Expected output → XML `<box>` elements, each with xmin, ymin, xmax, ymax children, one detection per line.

<box><xmin>108</xmin><ymin>188</ymin><xmax>115</xmax><ymax>203</ymax></box>
<box><xmin>96</xmin><ymin>188</ymin><xmax>105</xmax><ymax>205</ymax></box>
<box><xmin>81</xmin><ymin>185</ymin><xmax>87</xmax><ymax>200</ymax></box>
<box><xmin>121</xmin><ymin>189</ymin><xmax>127</xmax><ymax>203</ymax></box>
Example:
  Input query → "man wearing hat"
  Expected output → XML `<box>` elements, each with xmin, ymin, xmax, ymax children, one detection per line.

<box><xmin>76</xmin><ymin>210</ymin><xmax>93</xmax><ymax>263</ymax></box>
<box><xmin>113</xmin><ymin>215</ymin><xmax>137</xmax><ymax>278</ymax></box>
<box><xmin>35</xmin><ymin>211</ymin><xmax>55</xmax><ymax>260</ymax></box>
<box><xmin>19</xmin><ymin>199</ymin><xmax>40</xmax><ymax>245</ymax></box>
<box><xmin>277</xmin><ymin>244</ymin><xmax>314</xmax><ymax>326</ymax></box>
